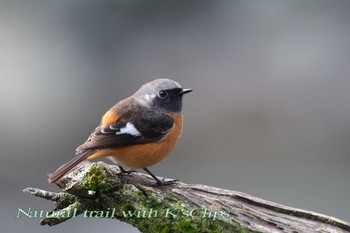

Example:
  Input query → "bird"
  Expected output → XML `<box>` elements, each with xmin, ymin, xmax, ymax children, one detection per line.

<box><xmin>48</xmin><ymin>79</ymin><xmax>192</xmax><ymax>185</ymax></box>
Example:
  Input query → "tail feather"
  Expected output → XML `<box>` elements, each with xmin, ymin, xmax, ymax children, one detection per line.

<box><xmin>48</xmin><ymin>149</ymin><xmax>95</xmax><ymax>183</ymax></box>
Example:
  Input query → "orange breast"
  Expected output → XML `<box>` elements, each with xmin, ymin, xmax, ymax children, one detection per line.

<box><xmin>88</xmin><ymin>113</ymin><xmax>184</xmax><ymax>168</ymax></box>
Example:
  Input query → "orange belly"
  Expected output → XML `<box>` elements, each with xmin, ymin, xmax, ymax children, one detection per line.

<box><xmin>87</xmin><ymin>113</ymin><xmax>184</xmax><ymax>168</ymax></box>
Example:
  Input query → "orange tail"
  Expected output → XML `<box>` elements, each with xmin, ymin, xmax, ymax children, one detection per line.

<box><xmin>48</xmin><ymin>149</ymin><xmax>95</xmax><ymax>183</ymax></box>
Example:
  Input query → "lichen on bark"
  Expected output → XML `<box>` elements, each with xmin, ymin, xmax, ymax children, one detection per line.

<box><xmin>24</xmin><ymin>161</ymin><xmax>350</xmax><ymax>233</ymax></box>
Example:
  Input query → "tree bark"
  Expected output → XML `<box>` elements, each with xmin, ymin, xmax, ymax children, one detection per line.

<box><xmin>24</xmin><ymin>161</ymin><xmax>350</xmax><ymax>233</ymax></box>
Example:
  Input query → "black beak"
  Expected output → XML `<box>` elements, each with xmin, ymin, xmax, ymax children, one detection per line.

<box><xmin>181</xmin><ymin>88</ymin><xmax>193</xmax><ymax>95</ymax></box>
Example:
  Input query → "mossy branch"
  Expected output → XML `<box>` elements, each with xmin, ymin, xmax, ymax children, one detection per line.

<box><xmin>24</xmin><ymin>161</ymin><xmax>350</xmax><ymax>232</ymax></box>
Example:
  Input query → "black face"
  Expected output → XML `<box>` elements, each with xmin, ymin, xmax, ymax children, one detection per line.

<box><xmin>152</xmin><ymin>88</ymin><xmax>187</xmax><ymax>112</ymax></box>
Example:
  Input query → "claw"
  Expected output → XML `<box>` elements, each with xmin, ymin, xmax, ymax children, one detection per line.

<box><xmin>143</xmin><ymin>167</ymin><xmax>178</xmax><ymax>186</ymax></box>
<box><xmin>118</xmin><ymin>166</ymin><xmax>137</xmax><ymax>175</ymax></box>
<box><xmin>157</xmin><ymin>178</ymin><xmax>179</xmax><ymax>186</ymax></box>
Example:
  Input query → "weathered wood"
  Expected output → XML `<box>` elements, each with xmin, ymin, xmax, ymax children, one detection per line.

<box><xmin>24</xmin><ymin>161</ymin><xmax>350</xmax><ymax>232</ymax></box>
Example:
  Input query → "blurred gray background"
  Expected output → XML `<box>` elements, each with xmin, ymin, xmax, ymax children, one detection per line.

<box><xmin>1</xmin><ymin>0</ymin><xmax>350</xmax><ymax>232</ymax></box>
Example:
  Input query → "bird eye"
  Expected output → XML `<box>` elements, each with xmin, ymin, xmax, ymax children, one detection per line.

<box><xmin>158</xmin><ymin>90</ymin><xmax>168</xmax><ymax>98</ymax></box>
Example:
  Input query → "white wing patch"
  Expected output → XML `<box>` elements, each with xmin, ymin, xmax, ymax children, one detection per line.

<box><xmin>116</xmin><ymin>122</ymin><xmax>142</xmax><ymax>136</ymax></box>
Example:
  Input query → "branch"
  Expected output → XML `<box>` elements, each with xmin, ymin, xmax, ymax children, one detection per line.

<box><xmin>23</xmin><ymin>161</ymin><xmax>350</xmax><ymax>232</ymax></box>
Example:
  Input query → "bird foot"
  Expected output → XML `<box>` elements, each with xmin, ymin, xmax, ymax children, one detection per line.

<box><xmin>118</xmin><ymin>166</ymin><xmax>137</xmax><ymax>175</ymax></box>
<box><xmin>156</xmin><ymin>178</ymin><xmax>179</xmax><ymax>186</ymax></box>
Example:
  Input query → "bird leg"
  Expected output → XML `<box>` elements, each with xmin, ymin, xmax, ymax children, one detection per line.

<box><xmin>143</xmin><ymin>168</ymin><xmax>178</xmax><ymax>186</ymax></box>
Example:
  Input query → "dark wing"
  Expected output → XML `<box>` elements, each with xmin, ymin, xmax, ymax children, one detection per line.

<box><xmin>76</xmin><ymin>113</ymin><xmax>174</xmax><ymax>153</ymax></box>
<box><xmin>49</xmin><ymin>111</ymin><xmax>173</xmax><ymax>184</ymax></box>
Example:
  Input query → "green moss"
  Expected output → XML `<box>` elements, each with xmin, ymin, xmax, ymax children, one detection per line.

<box><xmin>135</xmin><ymin>190</ymin><xmax>144</xmax><ymax>196</ymax></box>
<box><xmin>150</xmin><ymin>223</ymin><xmax>170</xmax><ymax>233</ymax></box>
<box><xmin>101</xmin><ymin>164</ymin><xmax>109</xmax><ymax>170</ymax></box>
<box><xmin>165</xmin><ymin>193</ymin><xmax>181</xmax><ymax>203</ymax></box>
<box><xmin>112</xmin><ymin>187</ymin><xmax>239</xmax><ymax>233</ymax></box>
<box><xmin>176</xmin><ymin>219</ymin><xmax>197</xmax><ymax>232</ymax></box>
<box><xmin>76</xmin><ymin>163</ymin><xmax>256</xmax><ymax>232</ymax></box>
<box><xmin>80</xmin><ymin>164</ymin><xmax>115</xmax><ymax>193</ymax></box>
<box><xmin>121</xmin><ymin>203</ymin><xmax>134</xmax><ymax>212</ymax></box>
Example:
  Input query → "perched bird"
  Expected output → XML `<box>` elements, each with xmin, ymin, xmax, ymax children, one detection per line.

<box><xmin>48</xmin><ymin>79</ymin><xmax>192</xmax><ymax>185</ymax></box>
